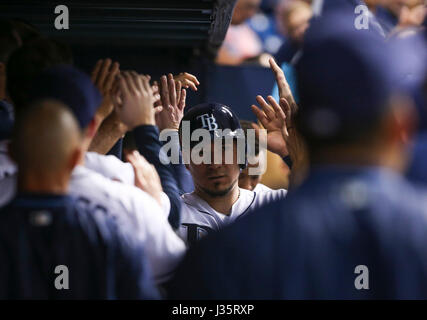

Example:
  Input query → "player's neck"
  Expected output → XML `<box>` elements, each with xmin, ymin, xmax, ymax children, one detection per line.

<box><xmin>195</xmin><ymin>183</ymin><xmax>240</xmax><ymax>215</ymax></box>
<box><xmin>17</xmin><ymin>171</ymin><xmax>69</xmax><ymax>195</ymax></box>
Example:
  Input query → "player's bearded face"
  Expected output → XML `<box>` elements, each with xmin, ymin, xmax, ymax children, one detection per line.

<box><xmin>188</xmin><ymin>141</ymin><xmax>241</xmax><ymax>197</ymax></box>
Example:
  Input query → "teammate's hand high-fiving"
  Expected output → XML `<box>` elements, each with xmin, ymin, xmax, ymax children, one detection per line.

<box><xmin>251</xmin><ymin>95</ymin><xmax>289</xmax><ymax>158</ymax></box>
<box><xmin>91</xmin><ymin>58</ymin><xmax>120</xmax><ymax>121</ymax></box>
<box><xmin>125</xmin><ymin>150</ymin><xmax>164</xmax><ymax>206</ymax></box>
<box><xmin>155</xmin><ymin>73</ymin><xmax>187</xmax><ymax>131</ymax></box>
<box><xmin>113</xmin><ymin>72</ymin><xmax>159</xmax><ymax>130</ymax></box>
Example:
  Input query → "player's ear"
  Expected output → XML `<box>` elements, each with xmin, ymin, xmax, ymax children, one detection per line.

<box><xmin>386</xmin><ymin>95</ymin><xmax>417</xmax><ymax>144</ymax></box>
<box><xmin>86</xmin><ymin>118</ymin><xmax>97</xmax><ymax>139</ymax></box>
<box><xmin>67</xmin><ymin>146</ymin><xmax>83</xmax><ymax>172</ymax></box>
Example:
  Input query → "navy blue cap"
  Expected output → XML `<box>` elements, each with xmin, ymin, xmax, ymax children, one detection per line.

<box><xmin>28</xmin><ymin>65</ymin><xmax>102</xmax><ymax>128</ymax></box>
<box><xmin>180</xmin><ymin>102</ymin><xmax>247</xmax><ymax>168</ymax></box>
<box><xmin>180</xmin><ymin>102</ymin><xmax>244</xmax><ymax>143</ymax></box>
<box><xmin>296</xmin><ymin>11</ymin><xmax>427</xmax><ymax>140</ymax></box>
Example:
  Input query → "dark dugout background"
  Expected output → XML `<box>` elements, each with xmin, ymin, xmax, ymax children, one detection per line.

<box><xmin>0</xmin><ymin>0</ymin><xmax>275</xmax><ymax>122</ymax></box>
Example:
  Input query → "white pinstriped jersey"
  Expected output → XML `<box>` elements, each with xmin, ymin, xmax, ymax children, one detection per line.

<box><xmin>70</xmin><ymin>166</ymin><xmax>185</xmax><ymax>283</ymax></box>
<box><xmin>253</xmin><ymin>183</ymin><xmax>273</xmax><ymax>192</ymax></box>
<box><xmin>84</xmin><ymin>151</ymin><xmax>134</xmax><ymax>185</ymax></box>
<box><xmin>178</xmin><ymin>187</ymin><xmax>287</xmax><ymax>245</ymax></box>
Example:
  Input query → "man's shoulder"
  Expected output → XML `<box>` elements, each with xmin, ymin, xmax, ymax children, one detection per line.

<box><xmin>253</xmin><ymin>184</ymin><xmax>287</xmax><ymax>198</ymax></box>
<box><xmin>180</xmin><ymin>192</ymin><xmax>216</xmax><ymax>219</ymax></box>
<box><xmin>247</xmin><ymin>186</ymin><xmax>287</xmax><ymax>214</ymax></box>
<box><xmin>70</xmin><ymin>165</ymin><xmax>164</xmax><ymax>234</ymax></box>
<box><xmin>84</xmin><ymin>152</ymin><xmax>134</xmax><ymax>184</ymax></box>
<box><xmin>0</xmin><ymin>195</ymin><xmax>112</xmax><ymax>233</ymax></box>
<box><xmin>72</xmin><ymin>165</ymin><xmax>157</xmax><ymax>207</ymax></box>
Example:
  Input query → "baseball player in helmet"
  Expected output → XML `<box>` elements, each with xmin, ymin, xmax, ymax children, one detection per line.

<box><xmin>177</xmin><ymin>102</ymin><xmax>287</xmax><ymax>246</ymax></box>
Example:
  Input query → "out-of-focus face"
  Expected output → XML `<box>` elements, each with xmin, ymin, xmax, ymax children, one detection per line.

<box><xmin>385</xmin><ymin>0</ymin><xmax>416</xmax><ymax>15</ymax></box>
<box><xmin>238</xmin><ymin>162</ymin><xmax>263</xmax><ymax>191</ymax></box>
<box><xmin>284</xmin><ymin>5</ymin><xmax>312</xmax><ymax>43</ymax></box>
<box><xmin>187</xmin><ymin>141</ymin><xmax>241</xmax><ymax>197</ymax></box>
<box><xmin>231</xmin><ymin>0</ymin><xmax>262</xmax><ymax>25</ymax></box>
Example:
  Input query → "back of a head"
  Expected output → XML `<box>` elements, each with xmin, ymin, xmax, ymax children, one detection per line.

<box><xmin>27</xmin><ymin>64</ymin><xmax>101</xmax><ymax>130</ymax></box>
<box><xmin>6</xmin><ymin>37</ymin><xmax>73</xmax><ymax>112</ymax></box>
<box><xmin>295</xmin><ymin>12</ymin><xmax>425</xmax><ymax>153</ymax></box>
<box><xmin>11</xmin><ymin>99</ymin><xmax>81</xmax><ymax>175</ymax></box>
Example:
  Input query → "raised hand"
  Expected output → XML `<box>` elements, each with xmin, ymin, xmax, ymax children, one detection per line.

<box><xmin>252</xmin><ymin>95</ymin><xmax>308</xmax><ymax>187</ymax></box>
<box><xmin>113</xmin><ymin>71</ymin><xmax>157</xmax><ymax>130</ymax></box>
<box><xmin>251</xmin><ymin>95</ymin><xmax>289</xmax><ymax>158</ymax></box>
<box><xmin>277</xmin><ymin>97</ymin><xmax>306</xmax><ymax>174</ymax></box>
<box><xmin>155</xmin><ymin>73</ymin><xmax>187</xmax><ymax>131</ymax></box>
<box><xmin>91</xmin><ymin>58</ymin><xmax>120</xmax><ymax>120</ymax></box>
<box><xmin>126</xmin><ymin>150</ymin><xmax>163</xmax><ymax>206</ymax></box>
<box><xmin>173</xmin><ymin>72</ymin><xmax>200</xmax><ymax>91</ymax></box>
<box><xmin>269</xmin><ymin>57</ymin><xmax>298</xmax><ymax>122</ymax></box>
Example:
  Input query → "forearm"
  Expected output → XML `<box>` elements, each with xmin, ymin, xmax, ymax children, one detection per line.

<box><xmin>162</xmin><ymin>130</ymin><xmax>194</xmax><ymax>194</ymax></box>
<box><xmin>89</xmin><ymin>114</ymin><xmax>127</xmax><ymax>155</ymax></box>
<box><xmin>133</xmin><ymin>125</ymin><xmax>182</xmax><ymax>230</ymax></box>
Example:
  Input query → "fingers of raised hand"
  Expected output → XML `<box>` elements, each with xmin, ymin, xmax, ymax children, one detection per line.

<box><xmin>117</xmin><ymin>74</ymin><xmax>130</xmax><ymax>97</ymax></box>
<box><xmin>129</xmin><ymin>71</ymin><xmax>143</xmax><ymax>93</ymax></box>
<box><xmin>256</xmin><ymin>95</ymin><xmax>275</xmax><ymax>122</ymax></box>
<box><xmin>175</xmin><ymin>80</ymin><xmax>182</xmax><ymax>103</ymax></box>
<box><xmin>175</xmin><ymin>72</ymin><xmax>199</xmax><ymax>91</ymax></box>
<box><xmin>154</xmin><ymin>105</ymin><xmax>163</xmax><ymax>114</ymax></box>
<box><xmin>160</xmin><ymin>75</ymin><xmax>170</xmax><ymax>107</ymax></box>
<box><xmin>279</xmin><ymin>97</ymin><xmax>292</xmax><ymax>123</ymax></box>
<box><xmin>267</xmin><ymin>96</ymin><xmax>286</xmax><ymax>123</ymax></box>
<box><xmin>96</xmin><ymin>59</ymin><xmax>112</xmax><ymax>89</ymax></box>
<box><xmin>251</xmin><ymin>104</ymin><xmax>269</xmax><ymax>129</ymax></box>
<box><xmin>104</xmin><ymin>62</ymin><xmax>120</xmax><ymax>93</ymax></box>
<box><xmin>99</xmin><ymin>59</ymin><xmax>112</xmax><ymax>84</ymax></box>
<box><xmin>91</xmin><ymin>59</ymin><xmax>102</xmax><ymax>83</ymax></box>
<box><xmin>178</xmin><ymin>88</ymin><xmax>186</xmax><ymax>111</ymax></box>
<box><xmin>122</xmin><ymin>71</ymin><xmax>138</xmax><ymax>95</ymax></box>
<box><xmin>152</xmin><ymin>83</ymin><xmax>159</xmax><ymax>95</ymax></box>
<box><xmin>269</xmin><ymin>58</ymin><xmax>284</xmax><ymax>79</ymax></box>
<box><xmin>168</xmin><ymin>73</ymin><xmax>177</xmax><ymax>107</ymax></box>
<box><xmin>140</xmin><ymin>75</ymin><xmax>152</xmax><ymax>95</ymax></box>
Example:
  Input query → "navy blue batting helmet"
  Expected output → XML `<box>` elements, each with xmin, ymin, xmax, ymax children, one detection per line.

<box><xmin>179</xmin><ymin>102</ymin><xmax>247</xmax><ymax>169</ymax></box>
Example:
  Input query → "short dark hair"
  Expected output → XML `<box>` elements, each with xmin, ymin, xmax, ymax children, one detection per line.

<box><xmin>6</xmin><ymin>37</ymin><xmax>73</xmax><ymax>114</ymax></box>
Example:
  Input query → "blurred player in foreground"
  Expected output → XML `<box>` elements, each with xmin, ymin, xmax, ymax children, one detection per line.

<box><xmin>2</xmin><ymin>62</ymin><xmax>186</xmax><ymax>284</ymax></box>
<box><xmin>0</xmin><ymin>100</ymin><xmax>158</xmax><ymax>299</ymax></box>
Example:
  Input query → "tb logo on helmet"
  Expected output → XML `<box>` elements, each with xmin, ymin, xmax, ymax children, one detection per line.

<box><xmin>197</xmin><ymin>114</ymin><xmax>218</xmax><ymax>131</ymax></box>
